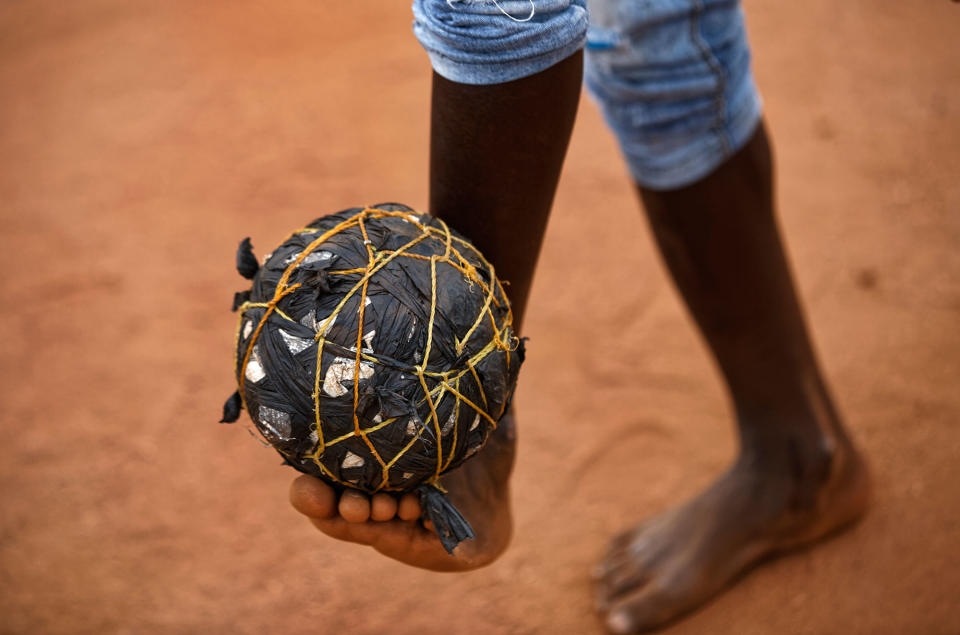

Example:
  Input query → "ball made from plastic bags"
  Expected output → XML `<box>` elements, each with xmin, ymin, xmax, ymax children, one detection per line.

<box><xmin>221</xmin><ymin>204</ymin><xmax>523</xmax><ymax>553</ymax></box>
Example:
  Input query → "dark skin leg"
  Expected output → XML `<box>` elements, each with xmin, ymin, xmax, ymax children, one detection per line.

<box><xmin>289</xmin><ymin>52</ymin><xmax>583</xmax><ymax>571</ymax></box>
<box><xmin>429</xmin><ymin>54</ymin><xmax>584</xmax><ymax>332</ymax></box>
<box><xmin>595</xmin><ymin>123</ymin><xmax>871</xmax><ymax>633</ymax></box>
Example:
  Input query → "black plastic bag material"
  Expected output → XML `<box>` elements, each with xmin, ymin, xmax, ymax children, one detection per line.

<box><xmin>223</xmin><ymin>204</ymin><xmax>523</xmax><ymax>554</ymax></box>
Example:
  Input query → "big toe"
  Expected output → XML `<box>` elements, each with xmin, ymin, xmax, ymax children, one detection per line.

<box><xmin>604</xmin><ymin>578</ymin><xmax>690</xmax><ymax>634</ymax></box>
<box><xmin>289</xmin><ymin>475</ymin><xmax>337</xmax><ymax>519</ymax></box>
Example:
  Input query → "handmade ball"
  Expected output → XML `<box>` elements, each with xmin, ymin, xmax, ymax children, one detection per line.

<box><xmin>225</xmin><ymin>204</ymin><xmax>522</xmax><ymax>495</ymax></box>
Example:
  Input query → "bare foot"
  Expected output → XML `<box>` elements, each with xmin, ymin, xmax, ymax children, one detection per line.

<box><xmin>594</xmin><ymin>434</ymin><xmax>871</xmax><ymax>633</ymax></box>
<box><xmin>289</xmin><ymin>412</ymin><xmax>517</xmax><ymax>572</ymax></box>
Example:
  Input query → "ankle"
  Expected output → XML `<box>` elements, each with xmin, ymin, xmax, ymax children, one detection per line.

<box><xmin>736</xmin><ymin>426</ymin><xmax>840</xmax><ymax>502</ymax></box>
<box><xmin>733</xmin><ymin>384</ymin><xmax>846</xmax><ymax>465</ymax></box>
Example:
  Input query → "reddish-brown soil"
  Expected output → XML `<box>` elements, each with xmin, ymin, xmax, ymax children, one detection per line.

<box><xmin>1</xmin><ymin>2</ymin><xmax>958</xmax><ymax>633</ymax></box>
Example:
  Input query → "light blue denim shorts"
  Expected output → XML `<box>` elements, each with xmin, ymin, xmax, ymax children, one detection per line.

<box><xmin>413</xmin><ymin>0</ymin><xmax>762</xmax><ymax>190</ymax></box>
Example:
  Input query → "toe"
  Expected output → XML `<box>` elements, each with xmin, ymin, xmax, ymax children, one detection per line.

<box><xmin>370</xmin><ymin>493</ymin><xmax>398</xmax><ymax>521</ymax></box>
<box><xmin>596</xmin><ymin>516</ymin><xmax>670</xmax><ymax>582</ymax></box>
<box><xmin>338</xmin><ymin>489</ymin><xmax>371</xmax><ymax>523</ymax></box>
<box><xmin>605</xmin><ymin>573</ymin><xmax>698</xmax><ymax>634</ymax></box>
<box><xmin>597</xmin><ymin>564</ymin><xmax>652</xmax><ymax>609</ymax></box>
<box><xmin>595</xmin><ymin>524</ymin><xmax>649</xmax><ymax>579</ymax></box>
<box><xmin>603</xmin><ymin>528</ymin><xmax>637</xmax><ymax>561</ymax></box>
<box><xmin>595</xmin><ymin>527</ymin><xmax>672</xmax><ymax>613</ymax></box>
<box><xmin>605</xmin><ymin>589</ymin><xmax>666</xmax><ymax>634</ymax></box>
<box><xmin>397</xmin><ymin>493</ymin><xmax>422</xmax><ymax>521</ymax></box>
<box><xmin>289</xmin><ymin>475</ymin><xmax>337</xmax><ymax>519</ymax></box>
<box><xmin>605</xmin><ymin>609</ymin><xmax>635</xmax><ymax>635</ymax></box>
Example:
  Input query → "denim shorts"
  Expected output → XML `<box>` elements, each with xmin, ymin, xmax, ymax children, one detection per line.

<box><xmin>413</xmin><ymin>0</ymin><xmax>762</xmax><ymax>190</ymax></box>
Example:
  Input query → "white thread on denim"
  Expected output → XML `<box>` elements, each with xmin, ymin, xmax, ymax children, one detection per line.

<box><xmin>446</xmin><ymin>0</ymin><xmax>536</xmax><ymax>23</ymax></box>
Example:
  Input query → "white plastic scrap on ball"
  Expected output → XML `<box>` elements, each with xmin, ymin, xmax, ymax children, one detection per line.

<box><xmin>301</xmin><ymin>250</ymin><xmax>334</xmax><ymax>266</ymax></box>
<box><xmin>341</xmin><ymin>450</ymin><xmax>365</xmax><ymax>469</ymax></box>
<box><xmin>322</xmin><ymin>356</ymin><xmax>374</xmax><ymax>397</ymax></box>
<box><xmin>257</xmin><ymin>405</ymin><xmax>292</xmax><ymax>441</ymax></box>
<box><xmin>245</xmin><ymin>345</ymin><xmax>266</xmax><ymax>383</ymax></box>
<box><xmin>279</xmin><ymin>329</ymin><xmax>312</xmax><ymax>355</ymax></box>
<box><xmin>441</xmin><ymin>412</ymin><xmax>455</xmax><ymax>436</ymax></box>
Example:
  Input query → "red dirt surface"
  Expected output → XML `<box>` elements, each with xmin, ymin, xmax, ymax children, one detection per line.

<box><xmin>1</xmin><ymin>2</ymin><xmax>958</xmax><ymax>633</ymax></box>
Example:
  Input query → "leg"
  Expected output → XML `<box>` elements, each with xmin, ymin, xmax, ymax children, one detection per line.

<box><xmin>639</xmin><ymin>122</ymin><xmax>851</xmax><ymax>460</ymax></box>
<box><xmin>421</xmin><ymin>48</ymin><xmax>585</xmax><ymax>561</ymax></box>
<box><xmin>290</xmin><ymin>50</ymin><xmax>583</xmax><ymax>571</ymax></box>
<box><xmin>429</xmin><ymin>53</ymin><xmax>582</xmax><ymax>333</ymax></box>
<box><xmin>584</xmin><ymin>1</ymin><xmax>869</xmax><ymax>630</ymax></box>
<box><xmin>594</xmin><ymin>122</ymin><xmax>870</xmax><ymax>633</ymax></box>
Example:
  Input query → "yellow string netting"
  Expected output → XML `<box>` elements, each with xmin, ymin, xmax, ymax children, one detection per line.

<box><xmin>232</xmin><ymin>206</ymin><xmax>520</xmax><ymax>494</ymax></box>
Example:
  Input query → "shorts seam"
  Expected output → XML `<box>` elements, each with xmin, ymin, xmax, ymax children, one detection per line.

<box><xmin>688</xmin><ymin>0</ymin><xmax>731</xmax><ymax>155</ymax></box>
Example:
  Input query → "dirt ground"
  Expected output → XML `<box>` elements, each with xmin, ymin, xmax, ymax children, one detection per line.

<box><xmin>1</xmin><ymin>2</ymin><xmax>958</xmax><ymax>634</ymax></box>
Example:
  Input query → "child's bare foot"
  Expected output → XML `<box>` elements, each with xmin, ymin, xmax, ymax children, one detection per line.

<box><xmin>289</xmin><ymin>412</ymin><xmax>517</xmax><ymax>572</ymax></box>
<box><xmin>594</xmin><ymin>432</ymin><xmax>871</xmax><ymax>633</ymax></box>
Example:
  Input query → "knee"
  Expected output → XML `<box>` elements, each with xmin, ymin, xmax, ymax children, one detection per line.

<box><xmin>412</xmin><ymin>0</ymin><xmax>589</xmax><ymax>85</ymax></box>
<box><xmin>584</xmin><ymin>0</ymin><xmax>763</xmax><ymax>190</ymax></box>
